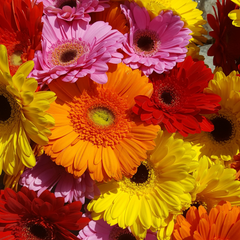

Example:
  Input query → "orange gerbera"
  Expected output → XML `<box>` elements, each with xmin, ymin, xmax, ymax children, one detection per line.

<box><xmin>0</xmin><ymin>0</ymin><xmax>43</xmax><ymax>75</ymax></box>
<box><xmin>173</xmin><ymin>201</ymin><xmax>240</xmax><ymax>240</ymax></box>
<box><xmin>45</xmin><ymin>63</ymin><xmax>159</xmax><ymax>182</ymax></box>
<box><xmin>90</xmin><ymin>2</ymin><xmax>129</xmax><ymax>34</ymax></box>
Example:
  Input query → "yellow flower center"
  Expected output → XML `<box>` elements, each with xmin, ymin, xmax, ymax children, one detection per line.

<box><xmin>89</xmin><ymin>107</ymin><xmax>115</xmax><ymax>127</ymax></box>
<box><xmin>0</xmin><ymin>85</ymin><xmax>20</xmax><ymax>134</ymax></box>
<box><xmin>49</xmin><ymin>39</ymin><xmax>89</xmax><ymax>67</ymax></box>
<box><xmin>10</xmin><ymin>51</ymin><xmax>23</xmax><ymax>66</ymax></box>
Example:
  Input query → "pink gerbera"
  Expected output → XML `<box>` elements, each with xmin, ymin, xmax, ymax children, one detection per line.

<box><xmin>31</xmin><ymin>14</ymin><xmax>124</xmax><ymax>85</ymax></box>
<box><xmin>78</xmin><ymin>219</ymin><xmax>157</xmax><ymax>240</ymax></box>
<box><xmin>38</xmin><ymin>0</ymin><xmax>109</xmax><ymax>23</ymax></box>
<box><xmin>19</xmin><ymin>154</ymin><xmax>100</xmax><ymax>204</ymax></box>
<box><xmin>121</xmin><ymin>2</ymin><xmax>192</xmax><ymax>76</ymax></box>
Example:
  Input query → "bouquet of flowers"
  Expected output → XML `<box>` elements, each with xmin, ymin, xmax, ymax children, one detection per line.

<box><xmin>1</xmin><ymin>0</ymin><xmax>240</xmax><ymax>239</ymax></box>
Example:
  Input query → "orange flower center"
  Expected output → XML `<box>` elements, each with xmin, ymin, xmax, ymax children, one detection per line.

<box><xmin>68</xmin><ymin>87</ymin><xmax>131</xmax><ymax>147</ymax></box>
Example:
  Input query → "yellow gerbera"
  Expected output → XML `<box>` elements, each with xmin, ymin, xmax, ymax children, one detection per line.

<box><xmin>87</xmin><ymin>130</ymin><xmax>198</xmax><ymax>239</ymax></box>
<box><xmin>0</xmin><ymin>44</ymin><xmax>56</xmax><ymax>176</ymax></box>
<box><xmin>129</xmin><ymin>0</ymin><xmax>207</xmax><ymax>45</ymax></box>
<box><xmin>45</xmin><ymin>63</ymin><xmax>159</xmax><ymax>182</ymax></box>
<box><xmin>229</xmin><ymin>0</ymin><xmax>240</xmax><ymax>27</ymax></box>
<box><xmin>191</xmin><ymin>156</ymin><xmax>240</xmax><ymax>210</ymax></box>
<box><xmin>186</xmin><ymin>70</ymin><xmax>240</xmax><ymax>164</ymax></box>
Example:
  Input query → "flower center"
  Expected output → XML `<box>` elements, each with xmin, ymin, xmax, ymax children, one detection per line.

<box><xmin>48</xmin><ymin>39</ymin><xmax>89</xmax><ymax>67</ymax></box>
<box><xmin>0</xmin><ymin>95</ymin><xmax>12</xmax><ymax>121</ymax></box>
<box><xmin>10</xmin><ymin>50</ymin><xmax>23</xmax><ymax>66</ymax></box>
<box><xmin>0</xmin><ymin>85</ymin><xmax>21</xmax><ymax>133</ymax></box>
<box><xmin>160</xmin><ymin>91</ymin><xmax>173</xmax><ymax>105</ymax></box>
<box><xmin>56</xmin><ymin>0</ymin><xmax>77</xmax><ymax>8</ymax></box>
<box><xmin>29</xmin><ymin>224</ymin><xmax>49</xmax><ymax>239</ymax></box>
<box><xmin>109</xmin><ymin>226</ymin><xmax>136</xmax><ymax>240</ymax></box>
<box><xmin>131</xmin><ymin>163</ymin><xmax>149</xmax><ymax>184</ymax></box>
<box><xmin>89</xmin><ymin>107</ymin><xmax>115</xmax><ymax>127</ymax></box>
<box><xmin>133</xmin><ymin>30</ymin><xmax>160</xmax><ymax>57</ymax></box>
<box><xmin>137</xmin><ymin>36</ymin><xmax>154</xmax><ymax>52</ymax></box>
<box><xmin>210</xmin><ymin>115</ymin><xmax>235</xmax><ymax>143</ymax></box>
<box><xmin>5</xmin><ymin>218</ymin><xmax>55</xmax><ymax>240</ymax></box>
<box><xmin>68</xmin><ymin>88</ymin><xmax>130</xmax><ymax>147</ymax></box>
<box><xmin>120</xmin><ymin>161</ymin><xmax>157</xmax><ymax>196</ymax></box>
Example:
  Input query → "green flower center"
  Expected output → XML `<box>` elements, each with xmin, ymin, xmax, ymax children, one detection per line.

<box><xmin>89</xmin><ymin>107</ymin><xmax>115</xmax><ymax>127</ymax></box>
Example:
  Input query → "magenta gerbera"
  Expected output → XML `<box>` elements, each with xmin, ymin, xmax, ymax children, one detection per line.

<box><xmin>38</xmin><ymin>0</ymin><xmax>109</xmax><ymax>23</ymax></box>
<box><xmin>78</xmin><ymin>219</ymin><xmax>157</xmax><ymax>240</ymax></box>
<box><xmin>19</xmin><ymin>154</ymin><xmax>100</xmax><ymax>204</ymax></box>
<box><xmin>121</xmin><ymin>2</ymin><xmax>192</xmax><ymax>76</ymax></box>
<box><xmin>31</xmin><ymin>14</ymin><xmax>124</xmax><ymax>85</ymax></box>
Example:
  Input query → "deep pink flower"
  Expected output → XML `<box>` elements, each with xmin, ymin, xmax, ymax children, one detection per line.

<box><xmin>31</xmin><ymin>14</ymin><xmax>124</xmax><ymax>85</ymax></box>
<box><xmin>38</xmin><ymin>0</ymin><xmax>109</xmax><ymax>23</ymax></box>
<box><xmin>19</xmin><ymin>154</ymin><xmax>100</xmax><ymax>204</ymax></box>
<box><xmin>78</xmin><ymin>219</ymin><xmax>157</xmax><ymax>240</ymax></box>
<box><xmin>121</xmin><ymin>2</ymin><xmax>192</xmax><ymax>76</ymax></box>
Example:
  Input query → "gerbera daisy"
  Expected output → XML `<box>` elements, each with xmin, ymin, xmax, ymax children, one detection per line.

<box><xmin>229</xmin><ymin>0</ymin><xmax>240</xmax><ymax>27</ymax></box>
<box><xmin>230</xmin><ymin>153</ymin><xmax>240</xmax><ymax>180</ymax></box>
<box><xmin>38</xmin><ymin>0</ymin><xmax>109</xmax><ymax>23</ymax></box>
<box><xmin>44</xmin><ymin>63</ymin><xmax>159</xmax><ymax>182</ymax></box>
<box><xmin>0</xmin><ymin>44</ymin><xmax>56</xmax><ymax>176</ymax></box>
<box><xmin>208</xmin><ymin>0</ymin><xmax>240</xmax><ymax>75</ymax></box>
<box><xmin>87</xmin><ymin>130</ymin><xmax>197</xmax><ymax>239</ymax></box>
<box><xmin>173</xmin><ymin>201</ymin><xmax>240</xmax><ymax>240</ymax></box>
<box><xmin>0</xmin><ymin>0</ymin><xmax>43</xmax><ymax>75</ymax></box>
<box><xmin>78</xmin><ymin>219</ymin><xmax>157</xmax><ymax>240</ymax></box>
<box><xmin>186</xmin><ymin>43</ymin><xmax>204</xmax><ymax>61</ymax></box>
<box><xmin>0</xmin><ymin>187</ymin><xmax>89</xmax><ymax>239</ymax></box>
<box><xmin>133</xmin><ymin>56</ymin><xmax>221</xmax><ymax>137</ymax></box>
<box><xmin>190</xmin><ymin>156</ymin><xmax>240</xmax><ymax>210</ymax></box>
<box><xmin>121</xmin><ymin>2</ymin><xmax>192</xmax><ymax>76</ymax></box>
<box><xmin>90</xmin><ymin>1</ymin><xmax>130</xmax><ymax>34</ymax></box>
<box><xmin>19</xmin><ymin>154</ymin><xmax>100</xmax><ymax>204</ymax></box>
<box><xmin>130</xmin><ymin>0</ymin><xmax>207</xmax><ymax>46</ymax></box>
<box><xmin>186</xmin><ymin>70</ymin><xmax>240</xmax><ymax>163</ymax></box>
<box><xmin>31</xmin><ymin>14</ymin><xmax>124</xmax><ymax>86</ymax></box>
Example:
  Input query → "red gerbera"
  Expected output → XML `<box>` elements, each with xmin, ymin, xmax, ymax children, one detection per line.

<box><xmin>0</xmin><ymin>187</ymin><xmax>89</xmax><ymax>240</ymax></box>
<box><xmin>0</xmin><ymin>0</ymin><xmax>43</xmax><ymax>75</ymax></box>
<box><xmin>207</xmin><ymin>0</ymin><xmax>240</xmax><ymax>75</ymax></box>
<box><xmin>133</xmin><ymin>56</ymin><xmax>221</xmax><ymax>137</ymax></box>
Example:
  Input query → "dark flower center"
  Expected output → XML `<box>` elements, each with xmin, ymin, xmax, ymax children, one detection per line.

<box><xmin>29</xmin><ymin>224</ymin><xmax>49</xmax><ymax>239</ymax></box>
<box><xmin>109</xmin><ymin>226</ymin><xmax>136</xmax><ymax>240</ymax></box>
<box><xmin>60</xmin><ymin>49</ymin><xmax>78</xmax><ymax>63</ymax></box>
<box><xmin>210</xmin><ymin>116</ymin><xmax>233</xmax><ymax>142</ymax></box>
<box><xmin>58</xmin><ymin>0</ymin><xmax>76</xmax><ymax>8</ymax></box>
<box><xmin>161</xmin><ymin>91</ymin><xmax>173</xmax><ymax>105</ymax></box>
<box><xmin>137</xmin><ymin>36</ymin><xmax>154</xmax><ymax>52</ymax></box>
<box><xmin>0</xmin><ymin>95</ymin><xmax>12</xmax><ymax>121</ymax></box>
<box><xmin>131</xmin><ymin>163</ymin><xmax>149</xmax><ymax>184</ymax></box>
<box><xmin>118</xmin><ymin>234</ymin><xmax>136</xmax><ymax>240</ymax></box>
